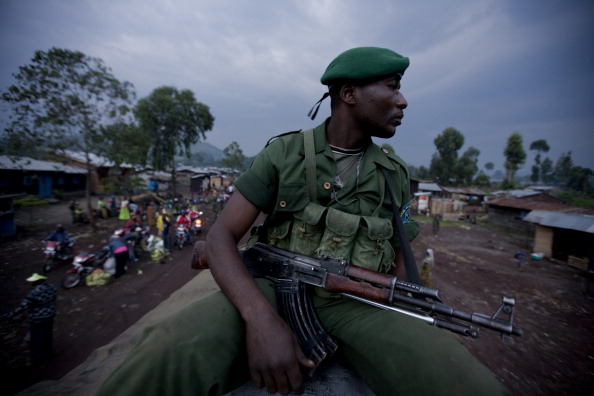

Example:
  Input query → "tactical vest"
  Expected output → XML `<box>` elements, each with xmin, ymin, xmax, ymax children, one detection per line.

<box><xmin>249</xmin><ymin>129</ymin><xmax>395</xmax><ymax>275</ymax></box>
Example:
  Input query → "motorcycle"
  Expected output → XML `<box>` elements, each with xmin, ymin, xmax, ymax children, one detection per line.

<box><xmin>189</xmin><ymin>211</ymin><xmax>204</xmax><ymax>235</ymax></box>
<box><xmin>61</xmin><ymin>247</ymin><xmax>112</xmax><ymax>289</ymax></box>
<box><xmin>174</xmin><ymin>224</ymin><xmax>189</xmax><ymax>250</ymax></box>
<box><xmin>42</xmin><ymin>238</ymin><xmax>75</xmax><ymax>274</ymax></box>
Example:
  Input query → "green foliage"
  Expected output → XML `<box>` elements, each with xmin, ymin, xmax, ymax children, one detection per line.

<box><xmin>1</xmin><ymin>48</ymin><xmax>135</xmax><ymax>156</ymax></box>
<box><xmin>529</xmin><ymin>139</ymin><xmax>550</xmax><ymax>183</ymax></box>
<box><xmin>428</xmin><ymin>127</ymin><xmax>480</xmax><ymax>186</ymax></box>
<box><xmin>557</xmin><ymin>190</ymin><xmax>594</xmax><ymax>208</ymax></box>
<box><xmin>566</xmin><ymin>166</ymin><xmax>593</xmax><ymax>193</ymax></box>
<box><xmin>101</xmin><ymin>122</ymin><xmax>150</xmax><ymax>166</ymax></box>
<box><xmin>135</xmin><ymin>86</ymin><xmax>214</xmax><ymax>196</ymax></box>
<box><xmin>500</xmin><ymin>179</ymin><xmax>515</xmax><ymax>190</ymax></box>
<box><xmin>135</xmin><ymin>86</ymin><xmax>214</xmax><ymax>171</ymax></box>
<box><xmin>13</xmin><ymin>195</ymin><xmax>49</xmax><ymax>208</ymax></box>
<box><xmin>429</xmin><ymin>127</ymin><xmax>463</xmax><ymax>183</ymax></box>
<box><xmin>473</xmin><ymin>173</ymin><xmax>491</xmax><ymax>187</ymax></box>
<box><xmin>1</xmin><ymin>47</ymin><xmax>136</xmax><ymax>227</ymax></box>
<box><xmin>409</xmin><ymin>164</ymin><xmax>430</xmax><ymax>180</ymax></box>
<box><xmin>220</xmin><ymin>141</ymin><xmax>246</xmax><ymax>170</ymax></box>
<box><xmin>540</xmin><ymin>157</ymin><xmax>554</xmax><ymax>184</ymax></box>
<box><xmin>503</xmin><ymin>132</ymin><xmax>526</xmax><ymax>184</ymax></box>
<box><xmin>553</xmin><ymin>151</ymin><xmax>573</xmax><ymax>185</ymax></box>
<box><xmin>13</xmin><ymin>195</ymin><xmax>50</xmax><ymax>229</ymax></box>
<box><xmin>455</xmin><ymin>146</ymin><xmax>480</xmax><ymax>185</ymax></box>
<box><xmin>529</xmin><ymin>139</ymin><xmax>550</xmax><ymax>153</ymax></box>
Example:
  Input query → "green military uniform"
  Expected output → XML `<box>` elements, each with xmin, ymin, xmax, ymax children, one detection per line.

<box><xmin>96</xmin><ymin>120</ymin><xmax>510</xmax><ymax>396</ymax></box>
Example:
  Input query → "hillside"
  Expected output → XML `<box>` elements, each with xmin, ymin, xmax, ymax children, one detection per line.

<box><xmin>176</xmin><ymin>140</ymin><xmax>224</xmax><ymax>166</ymax></box>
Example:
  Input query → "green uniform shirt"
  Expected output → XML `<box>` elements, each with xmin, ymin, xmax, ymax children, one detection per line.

<box><xmin>235</xmin><ymin>118</ymin><xmax>419</xmax><ymax>248</ymax></box>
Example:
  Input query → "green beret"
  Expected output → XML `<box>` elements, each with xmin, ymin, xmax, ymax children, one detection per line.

<box><xmin>320</xmin><ymin>47</ymin><xmax>409</xmax><ymax>85</ymax></box>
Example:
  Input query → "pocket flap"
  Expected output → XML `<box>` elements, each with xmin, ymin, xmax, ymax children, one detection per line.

<box><xmin>360</xmin><ymin>216</ymin><xmax>393</xmax><ymax>241</ymax></box>
<box><xmin>294</xmin><ymin>202</ymin><xmax>327</xmax><ymax>225</ymax></box>
<box><xmin>325</xmin><ymin>207</ymin><xmax>359</xmax><ymax>236</ymax></box>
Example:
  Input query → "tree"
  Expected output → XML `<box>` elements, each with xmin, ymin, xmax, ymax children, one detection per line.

<box><xmin>553</xmin><ymin>151</ymin><xmax>573</xmax><ymax>187</ymax></box>
<box><xmin>1</xmin><ymin>47</ymin><xmax>136</xmax><ymax>228</ymax></box>
<box><xmin>135</xmin><ymin>86</ymin><xmax>214</xmax><ymax>196</ymax></box>
<box><xmin>429</xmin><ymin>127</ymin><xmax>480</xmax><ymax>186</ymax></box>
<box><xmin>540</xmin><ymin>157</ymin><xmax>554</xmax><ymax>185</ymax></box>
<box><xmin>503</xmin><ymin>132</ymin><xmax>526</xmax><ymax>188</ymax></box>
<box><xmin>455</xmin><ymin>146</ymin><xmax>480</xmax><ymax>185</ymax></box>
<box><xmin>409</xmin><ymin>165</ymin><xmax>430</xmax><ymax>180</ymax></box>
<box><xmin>484</xmin><ymin>162</ymin><xmax>494</xmax><ymax>172</ymax></box>
<box><xmin>567</xmin><ymin>166</ymin><xmax>594</xmax><ymax>194</ymax></box>
<box><xmin>473</xmin><ymin>173</ymin><xmax>491</xmax><ymax>188</ymax></box>
<box><xmin>529</xmin><ymin>139</ymin><xmax>550</xmax><ymax>184</ymax></box>
<box><xmin>101</xmin><ymin>122</ymin><xmax>150</xmax><ymax>167</ymax></box>
<box><xmin>221</xmin><ymin>141</ymin><xmax>246</xmax><ymax>170</ymax></box>
<box><xmin>100</xmin><ymin>122</ymin><xmax>151</xmax><ymax>193</ymax></box>
<box><xmin>429</xmin><ymin>128</ymin><xmax>464</xmax><ymax>184</ymax></box>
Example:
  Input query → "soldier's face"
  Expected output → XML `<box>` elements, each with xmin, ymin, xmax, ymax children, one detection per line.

<box><xmin>353</xmin><ymin>77</ymin><xmax>408</xmax><ymax>139</ymax></box>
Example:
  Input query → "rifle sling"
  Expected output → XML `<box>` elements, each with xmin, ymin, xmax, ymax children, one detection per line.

<box><xmin>380</xmin><ymin>166</ymin><xmax>421</xmax><ymax>285</ymax></box>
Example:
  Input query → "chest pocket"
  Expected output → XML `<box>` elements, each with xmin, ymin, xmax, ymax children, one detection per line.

<box><xmin>316</xmin><ymin>207</ymin><xmax>360</xmax><ymax>260</ymax></box>
<box><xmin>351</xmin><ymin>216</ymin><xmax>395</xmax><ymax>273</ymax></box>
<box><xmin>290</xmin><ymin>202</ymin><xmax>327</xmax><ymax>256</ymax></box>
<box><xmin>264</xmin><ymin>184</ymin><xmax>309</xmax><ymax>250</ymax></box>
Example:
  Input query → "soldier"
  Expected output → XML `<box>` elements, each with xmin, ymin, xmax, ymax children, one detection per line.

<box><xmin>98</xmin><ymin>47</ymin><xmax>511</xmax><ymax>396</ymax></box>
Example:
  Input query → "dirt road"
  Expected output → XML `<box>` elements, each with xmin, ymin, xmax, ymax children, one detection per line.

<box><xmin>1</xmin><ymin>201</ymin><xmax>204</xmax><ymax>395</ymax></box>
<box><xmin>1</xmin><ymin>201</ymin><xmax>593</xmax><ymax>396</ymax></box>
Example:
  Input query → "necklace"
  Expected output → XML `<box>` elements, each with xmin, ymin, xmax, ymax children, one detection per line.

<box><xmin>330</xmin><ymin>145</ymin><xmax>365</xmax><ymax>206</ymax></box>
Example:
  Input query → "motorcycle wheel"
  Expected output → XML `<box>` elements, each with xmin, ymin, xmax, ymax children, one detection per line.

<box><xmin>42</xmin><ymin>257</ymin><xmax>54</xmax><ymax>274</ymax></box>
<box><xmin>178</xmin><ymin>239</ymin><xmax>184</xmax><ymax>250</ymax></box>
<box><xmin>62</xmin><ymin>273</ymin><xmax>81</xmax><ymax>289</ymax></box>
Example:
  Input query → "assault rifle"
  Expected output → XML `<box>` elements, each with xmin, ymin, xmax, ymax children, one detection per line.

<box><xmin>192</xmin><ymin>241</ymin><xmax>522</xmax><ymax>372</ymax></box>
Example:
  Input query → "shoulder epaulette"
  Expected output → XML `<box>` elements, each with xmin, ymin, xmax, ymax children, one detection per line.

<box><xmin>266</xmin><ymin>130</ymin><xmax>302</xmax><ymax>146</ymax></box>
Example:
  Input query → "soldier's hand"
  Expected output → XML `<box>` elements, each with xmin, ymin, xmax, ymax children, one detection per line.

<box><xmin>245</xmin><ymin>311</ymin><xmax>314</xmax><ymax>395</ymax></box>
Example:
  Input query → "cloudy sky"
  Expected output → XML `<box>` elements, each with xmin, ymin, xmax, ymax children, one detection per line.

<box><xmin>1</xmin><ymin>0</ymin><xmax>593</xmax><ymax>175</ymax></box>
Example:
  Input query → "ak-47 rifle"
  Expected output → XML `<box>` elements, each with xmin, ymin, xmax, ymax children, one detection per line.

<box><xmin>191</xmin><ymin>241</ymin><xmax>522</xmax><ymax>373</ymax></box>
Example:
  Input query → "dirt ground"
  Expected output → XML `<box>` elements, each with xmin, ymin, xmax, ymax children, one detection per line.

<box><xmin>1</xmin><ymin>201</ymin><xmax>593</xmax><ymax>396</ymax></box>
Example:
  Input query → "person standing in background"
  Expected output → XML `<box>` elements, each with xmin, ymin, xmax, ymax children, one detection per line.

<box><xmin>2</xmin><ymin>273</ymin><xmax>57</xmax><ymax>366</ymax></box>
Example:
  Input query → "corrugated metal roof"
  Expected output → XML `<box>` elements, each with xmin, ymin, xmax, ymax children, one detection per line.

<box><xmin>0</xmin><ymin>156</ymin><xmax>86</xmax><ymax>174</ymax></box>
<box><xmin>487</xmin><ymin>197</ymin><xmax>567</xmax><ymax>211</ymax></box>
<box><xmin>524</xmin><ymin>210</ymin><xmax>594</xmax><ymax>233</ymax></box>
<box><xmin>58</xmin><ymin>150</ymin><xmax>134</xmax><ymax>168</ymax></box>
<box><xmin>441</xmin><ymin>186</ymin><xmax>486</xmax><ymax>196</ymax></box>
<box><xmin>418</xmin><ymin>182</ymin><xmax>442</xmax><ymax>192</ymax></box>
<box><xmin>491</xmin><ymin>189</ymin><xmax>547</xmax><ymax>198</ymax></box>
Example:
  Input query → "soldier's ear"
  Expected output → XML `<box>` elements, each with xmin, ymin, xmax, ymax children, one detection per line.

<box><xmin>340</xmin><ymin>84</ymin><xmax>357</xmax><ymax>105</ymax></box>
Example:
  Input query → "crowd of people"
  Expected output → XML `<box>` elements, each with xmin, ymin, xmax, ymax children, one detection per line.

<box><xmin>1</xmin><ymin>188</ymin><xmax>228</xmax><ymax>368</ymax></box>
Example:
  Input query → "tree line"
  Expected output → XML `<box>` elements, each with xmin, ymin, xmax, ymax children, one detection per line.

<box><xmin>407</xmin><ymin>127</ymin><xmax>593</xmax><ymax>203</ymax></box>
<box><xmin>0</xmin><ymin>48</ymin><xmax>250</xmax><ymax>226</ymax></box>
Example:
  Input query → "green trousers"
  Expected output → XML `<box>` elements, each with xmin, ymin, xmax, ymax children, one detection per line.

<box><xmin>96</xmin><ymin>279</ymin><xmax>511</xmax><ymax>396</ymax></box>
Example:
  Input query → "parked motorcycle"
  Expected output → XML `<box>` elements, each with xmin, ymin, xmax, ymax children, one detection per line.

<box><xmin>42</xmin><ymin>238</ymin><xmax>75</xmax><ymax>274</ymax></box>
<box><xmin>189</xmin><ymin>211</ymin><xmax>204</xmax><ymax>235</ymax></box>
<box><xmin>174</xmin><ymin>224</ymin><xmax>189</xmax><ymax>250</ymax></box>
<box><xmin>61</xmin><ymin>247</ymin><xmax>112</xmax><ymax>289</ymax></box>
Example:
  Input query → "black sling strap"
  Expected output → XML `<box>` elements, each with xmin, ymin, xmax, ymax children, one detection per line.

<box><xmin>380</xmin><ymin>166</ymin><xmax>421</xmax><ymax>285</ymax></box>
